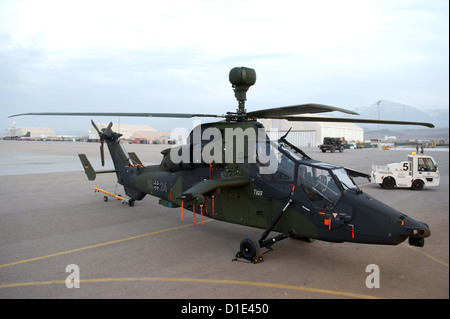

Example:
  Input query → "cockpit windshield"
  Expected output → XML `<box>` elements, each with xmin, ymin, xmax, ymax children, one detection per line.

<box><xmin>332</xmin><ymin>168</ymin><xmax>359</xmax><ymax>191</ymax></box>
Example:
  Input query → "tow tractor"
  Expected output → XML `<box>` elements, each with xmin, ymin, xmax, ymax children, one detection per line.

<box><xmin>372</xmin><ymin>152</ymin><xmax>439</xmax><ymax>190</ymax></box>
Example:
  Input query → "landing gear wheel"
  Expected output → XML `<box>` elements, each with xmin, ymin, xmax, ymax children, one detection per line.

<box><xmin>382</xmin><ymin>177</ymin><xmax>395</xmax><ymax>189</ymax></box>
<box><xmin>128</xmin><ymin>199</ymin><xmax>135</xmax><ymax>207</ymax></box>
<box><xmin>411</xmin><ymin>179</ymin><xmax>424</xmax><ymax>191</ymax></box>
<box><xmin>239</xmin><ymin>237</ymin><xmax>262</xmax><ymax>263</ymax></box>
<box><xmin>103</xmin><ymin>196</ymin><xmax>108</xmax><ymax>202</ymax></box>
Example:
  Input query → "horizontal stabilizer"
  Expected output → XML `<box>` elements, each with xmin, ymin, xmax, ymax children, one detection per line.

<box><xmin>78</xmin><ymin>154</ymin><xmax>116</xmax><ymax>181</ymax></box>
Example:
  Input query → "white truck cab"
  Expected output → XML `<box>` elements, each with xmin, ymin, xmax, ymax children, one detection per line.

<box><xmin>372</xmin><ymin>153</ymin><xmax>439</xmax><ymax>190</ymax></box>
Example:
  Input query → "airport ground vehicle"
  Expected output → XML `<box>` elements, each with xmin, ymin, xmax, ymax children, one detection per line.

<box><xmin>372</xmin><ymin>153</ymin><xmax>439</xmax><ymax>190</ymax></box>
<box><xmin>319</xmin><ymin>137</ymin><xmax>346</xmax><ymax>153</ymax></box>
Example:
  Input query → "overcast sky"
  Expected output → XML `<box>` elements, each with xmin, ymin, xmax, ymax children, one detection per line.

<box><xmin>0</xmin><ymin>0</ymin><xmax>448</xmax><ymax>134</ymax></box>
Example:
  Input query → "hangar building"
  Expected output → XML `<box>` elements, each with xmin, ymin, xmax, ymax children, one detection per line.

<box><xmin>259</xmin><ymin>117</ymin><xmax>364</xmax><ymax>147</ymax></box>
<box><xmin>5</xmin><ymin>125</ymin><xmax>56</xmax><ymax>139</ymax></box>
<box><xmin>91</xmin><ymin>123</ymin><xmax>184</xmax><ymax>144</ymax></box>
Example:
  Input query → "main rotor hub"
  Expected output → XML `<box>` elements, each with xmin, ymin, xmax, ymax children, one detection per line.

<box><xmin>229</xmin><ymin>67</ymin><xmax>256</xmax><ymax>114</ymax></box>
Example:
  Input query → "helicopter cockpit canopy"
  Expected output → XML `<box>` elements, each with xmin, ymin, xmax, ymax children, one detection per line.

<box><xmin>255</xmin><ymin>139</ymin><xmax>361</xmax><ymax>210</ymax></box>
<box><xmin>297</xmin><ymin>164</ymin><xmax>360</xmax><ymax>210</ymax></box>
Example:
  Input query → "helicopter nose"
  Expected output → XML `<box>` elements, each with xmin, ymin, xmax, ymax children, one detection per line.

<box><xmin>395</xmin><ymin>215</ymin><xmax>431</xmax><ymax>247</ymax></box>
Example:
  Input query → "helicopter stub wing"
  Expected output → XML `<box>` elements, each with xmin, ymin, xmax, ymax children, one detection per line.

<box><xmin>178</xmin><ymin>175</ymin><xmax>249</xmax><ymax>205</ymax></box>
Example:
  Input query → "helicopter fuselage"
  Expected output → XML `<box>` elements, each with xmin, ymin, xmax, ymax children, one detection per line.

<box><xmin>106</xmin><ymin>121</ymin><xmax>430</xmax><ymax>250</ymax></box>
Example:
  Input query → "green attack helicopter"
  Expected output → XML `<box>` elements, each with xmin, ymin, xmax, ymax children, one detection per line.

<box><xmin>10</xmin><ymin>67</ymin><xmax>434</xmax><ymax>263</ymax></box>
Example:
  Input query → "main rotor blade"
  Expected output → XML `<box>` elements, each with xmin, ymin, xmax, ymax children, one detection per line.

<box><xmin>9</xmin><ymin>112</ymin><xmax>223</xmax><ymax>119</ymax></box>
<box><xmin>247</xmin><ymin>103</ymin><xmax>359</xmax><ymax>118</ymax></box>
<box><xmin>276</xmin><ymin>116</ymin><xmax>435</xmax><ymax>128</ymax></box>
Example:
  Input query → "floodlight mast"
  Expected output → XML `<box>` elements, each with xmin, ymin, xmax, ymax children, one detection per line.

<box><xmin>229</xmin><ymin>66</ymin><xmax>257</xmax><ymax>114</ymax></box>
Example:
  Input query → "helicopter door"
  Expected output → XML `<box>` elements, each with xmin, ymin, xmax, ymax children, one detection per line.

<box><xmin>297</xmin><ymin>164</ymin><xmax>342</xmax><ymax>229</ymax></box>
<box><xmin>297</xmin><ymin>164</ymin><xmax>341</xmax><ymax>211</ymax></box>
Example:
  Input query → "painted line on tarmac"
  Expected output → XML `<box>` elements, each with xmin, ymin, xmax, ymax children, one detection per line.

<box><xmin>0</xmin><ymin>221</ymin><xmax>211</xmax><ymax>269</ymax></box>
<box><xmin>0</xmin><ymin>277</ymin><xmax>381</xmax><ymax>299</ymax></box>
<box><xmin>402</xmin><ymin>244</ymin><xmax>449</xmax><ymax>268</ymax></box>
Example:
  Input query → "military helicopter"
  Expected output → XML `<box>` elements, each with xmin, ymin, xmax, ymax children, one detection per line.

<box><xmin>10</xmin><ymin>67</ymin><xmax>433</xmax><ymax>263</ymax></box>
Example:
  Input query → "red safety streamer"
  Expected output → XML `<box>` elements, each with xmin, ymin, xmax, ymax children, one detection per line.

<box><xmin>200</xmin><ymin>205</ymin><xmax>203</xmax><ymax>226</ymax></box>
<box><xmin>181</xmin><ymin>201</ymin><xmax>184</xmax><ymax>221</ymax></box>
<box><xmin>193</xmin><ymin>205</ymin><xmax>196</xmax><ymax>225</ymax></box>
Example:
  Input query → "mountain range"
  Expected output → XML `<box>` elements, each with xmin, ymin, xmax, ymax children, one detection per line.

<box><xmin>351</xmin><ymin>101</ymin><xmax>448</xmax><ymax>128</ymax></box>
<box><xmin>330</xmin><ymin>100</ymin><xmax>449</xmax><ymax>140</ymax></box>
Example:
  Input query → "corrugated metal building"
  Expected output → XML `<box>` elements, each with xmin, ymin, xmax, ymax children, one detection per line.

<box><xmin>89</xmin><ymin>124</ymin><xmax>158</xmax><ymax>140</ymax></box>
<box><xmin>259</xmin><ymin>117</ymin><xmax>363</xmax><ymax>147</ymax></box>
<box><xmin>6</xmin><ymin>126</ymin><xmax>56</xmax><ymax>139</ymax></box>
<box><xmin>90</xmin><ymin>123</ymin><xmax>184</xmax><ymax>144</ymax></box>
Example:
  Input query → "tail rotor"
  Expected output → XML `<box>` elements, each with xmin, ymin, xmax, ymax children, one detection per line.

<box><xmin>91</xmin><ymin>120</ymin><xmax>113</xmax><ymax>167</ymax></box>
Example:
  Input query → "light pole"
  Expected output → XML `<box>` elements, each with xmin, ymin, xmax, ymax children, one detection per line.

<box><xmin>377</xmin><ymin>100</ymin><xmax>381</xmax><ymax>149</ymax></box>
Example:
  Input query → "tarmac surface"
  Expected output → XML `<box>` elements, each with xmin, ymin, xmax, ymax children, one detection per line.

<box><xmin>0</xmin><ymin>140</ymin><xmax>448</xmax><ymax>300</ymax></box>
